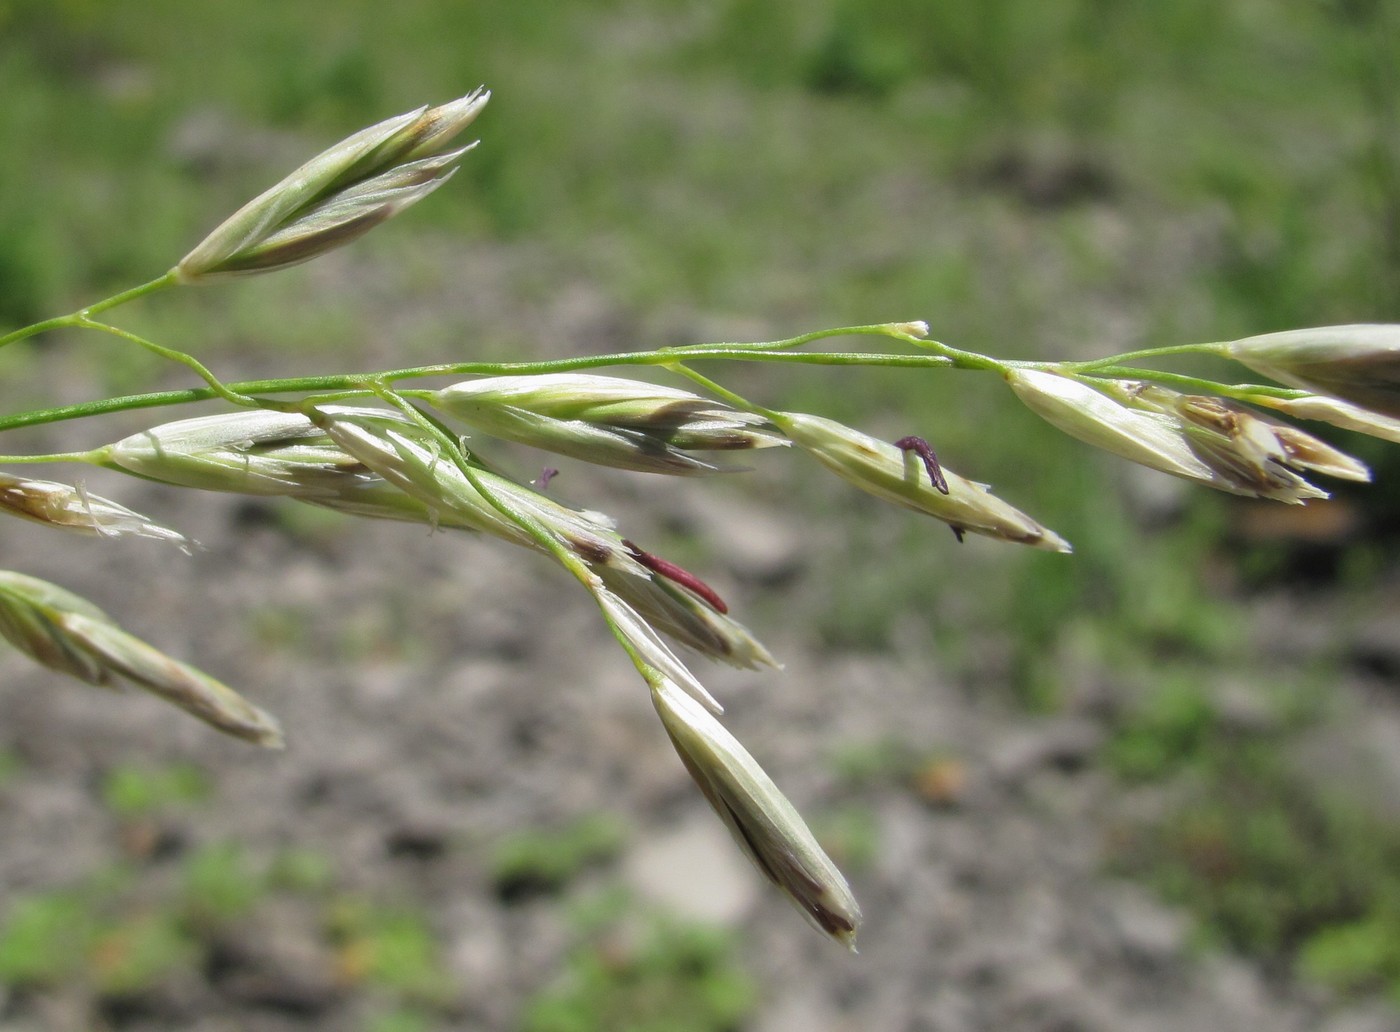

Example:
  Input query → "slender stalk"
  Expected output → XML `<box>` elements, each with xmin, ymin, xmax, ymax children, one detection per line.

<box><xmin>79</xmin><ymin>270</ymin><xmax>180</xmax><ymax>319</ymax></box>
<box><xmin>1073</xmin><ymin>366</ymin><xmax>1307</xmax><ymax>401</ymax></box>
<box><xmin>1060</xmin><ymin>341</ymin><xmax>1229</xmax><ymax>371</ymax></box>
<box><xmin>0</xmin><ymin>348</ymin><xmax>957</xmax><ymax>435</ymax></box>
<box><xmin>912</xmin><ymin>339</ymin><xmax>1011</xmax><ymax>373</ymax></box>
<box><xmin>0</xmin><ymin>315</ymin><xmax>75</xmax><ymax>350</ymax></box>
<box><xmin>0</xmin><ymin>271</ymin><xmax>179</xmax><ymax>350</ymax></box>
<box><xmin>379</xmin><ymin>347</ymin><xmax>957</xmax><ymax>381</ymax></box>
<box><xmin>666</xmin><ymin>321</ymin><xmax>932</xmax><ymax>354</ymax></box>
<box><xmin>80</xmin><ymin>319</ymin><xmax>261</xmax><ymax>408</ymax></box>
<box><xmin>665</xmin><ymin>363</ymin><xmax>782</xmax><ymax>422</ymax></box>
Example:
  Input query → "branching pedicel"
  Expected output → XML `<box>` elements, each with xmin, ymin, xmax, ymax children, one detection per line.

<box><xmin>3</xmin><ymin>90</ymin><xmax>1400</xmax><ymax>948</ymax></box>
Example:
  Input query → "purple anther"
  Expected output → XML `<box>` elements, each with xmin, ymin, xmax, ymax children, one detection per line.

<box><xmin>534</xmin><ymin>467</ymin><xmax>559</xmax><ymax>490</ymax></box>
<box><xmin>623</xmin><ymin>539</ymin><xmax>730</xmax><ymax>614</ymax></box>
<box><xmin>894</xmin><ymin>435</ymin><xmax>949</xmax><ymax>494</ymax></box>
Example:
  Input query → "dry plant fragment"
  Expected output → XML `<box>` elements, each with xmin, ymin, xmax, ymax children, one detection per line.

<box><xmin>0</xmin><ymin>472</ymin><xmax>188</xmax><ymax>546</ymax></box>
<box><xmin>622</xmin><ymin>539</ymin><xmax>730</xmax><ymax>613</ymax></box>
<box><xmin>893</xmin><ymin>435</ymin><xmax>949</xmax><ymax>494</ymax></box>
<box><xmin>0</xmin><ymin>572</ymin><xmax>282</xmax><ymax>747</ymax></box>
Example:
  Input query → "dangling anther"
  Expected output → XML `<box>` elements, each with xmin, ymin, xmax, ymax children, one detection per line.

<box><xmin>534</xmin><ymin>467</ymin><xmax>559</xmax><ymax>490</ymax></box>
<box><xmin>894</xmin><ymin>435</ymin><xmax>949</xmax><ymax>494</ymax></box>
<box><xmin>623</xmin><ymin>539</ymin><xmax>730</xmax><ymax>614</ymax></box>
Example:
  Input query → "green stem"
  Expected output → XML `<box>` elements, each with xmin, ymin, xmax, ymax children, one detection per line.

<box><xmin>914</xmin><ymin>339</ymin><xmax>1011</xmax><ymax>373</ymax></box>
<box><xmin>380</xmin><ymin>347</ymin><xmax>957</xmax><ymax>380</ymax></box>
<box><xmin>0</xmin><ymin>271</ymin><xmax>179</xmax><ymax>349</ymax></box>
<box><xmin>667</xmin><ymin>321</ymin><xmax>931</xmax><ymax>354</ymax></box>
<box><xmin>80</xmin><ymin>319</ymin><xmax>260</xmax><ymax>408</ymax></box>
<box><xmin>80</xmin><ymin>270</ymin><xmax>180</xmax><ymax>319</ymax></box>
<box><xmin>0</xmin><ymin>347</ymin><xmax>959</xmax><ymax>435</ymax></box>
<box><xmin>0</xmin><ymin>315</ymin><xmax>74</xmax><ymax>350</ymax></box>
<box><xmin>664</xmin><ymin>363</ymin><xmax>782</xmax><ymax>421</ymax></box>
<box><xmin>1074</xmin><ymin>366</ymin><xmax>1307</xmax><ymax>401</ymax></box>
<box><xmin>1060</xmin><ymin>341</ymin><xmax>1229</xmax><ymax>371</ymax></box>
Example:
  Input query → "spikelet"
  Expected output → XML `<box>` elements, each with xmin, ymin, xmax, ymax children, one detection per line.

<box><xmin>177</xmin><ymin>90</ymin><xmax>489</xmax><ymax>280</ymax></box>
<box><xmin>0</xmin><ymin>572</ymin><xmax>281</xmax><ymax>747</ymax></box>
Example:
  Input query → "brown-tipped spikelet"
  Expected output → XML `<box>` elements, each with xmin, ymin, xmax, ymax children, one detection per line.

<box><xmin>1008</xmin><ymin>369</ymin><xmax>1369</xmax><ymax>504</ymax></box>
<box><xmin>177</xmin><ymin>89</ymin><xmax>488</xmax><ymax>280</ymax></box>
<box><xmin>597</xmin><ymin>565</ymin><xmax>779</xmax><ymax>672</ymax></box>
<box><xmin>650</xmin><ymin>676</ymin><xmax>862</xmax><ymax>949</ymax></box>
<box><xmin>776</xmin><ymin>410</ymin><xmax>1070</xmax><ymax>551</ymax></box>
<box><xmin>1250</xmin><ymin>393</ymin><xmax>1400</xmax><ymax>445</ymax></box>
<box><xmin>1098</xmin><ymin>380</ymin><xmax>1369</xmax><ymax>502</ymax></box>
<box><xmin>0</xmin><ymin>572</ymin><xmax>282</xmax><ymax>747</ymax></box>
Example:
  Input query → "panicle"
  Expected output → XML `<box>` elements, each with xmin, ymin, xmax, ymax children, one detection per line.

<box><xmin>0</xmin><ymin>472</ymin><xmax>189</xmax><ymax>547</ymax></box>
<box><xmin>0</xmin><ymin>572</ymin><xmax>282</xmax><ymax>747</ymax></box>
<box><xmin>775</xmin><ymin>410</ymin><xmax>1070</xmax><ymax>552</ymax></box>
<box><xmin>430</xmin><ymin>374</ymin><xmax>787</xmax><ymax>475</ymax></box>
<box><xmin>650</xmin><ymin>676</ymin><xmax>862</xmax><ymax>949</ymax></box>
<box><xmin>1226</xmin><ymin>324</ymin><xmax>1400</xmax><ymax>419</ymax></box>
<box><xmin>177</xmin><ymin>89</ymin><xmax>489</xmax><ymax>280</ymax></box>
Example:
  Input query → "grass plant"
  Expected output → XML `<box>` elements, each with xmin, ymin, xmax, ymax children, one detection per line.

<box><xmin>3</xmin><ymin>78</ymin><xmax>1400</xmax><ymax>952</ymax></box>
<box><xmin>4</xmin><ymin>12</ymin><xmax>1400</xmax><ymax>1006</ymax></box>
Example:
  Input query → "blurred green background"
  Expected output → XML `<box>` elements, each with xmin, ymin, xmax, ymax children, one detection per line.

<box><xmin>5</xmin><ymin>0</ymin><xmax>1400</xmax><ymax>1028</ymax></box>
